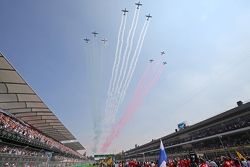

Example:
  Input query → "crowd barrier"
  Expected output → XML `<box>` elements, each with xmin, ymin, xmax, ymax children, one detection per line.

<box><xmin>0</xmin><ymin>153</ymin><xmax>86</xmax><ymax>167</ymax></box>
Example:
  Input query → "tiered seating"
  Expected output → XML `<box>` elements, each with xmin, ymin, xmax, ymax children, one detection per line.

<box><xmin>0</xmin><ymin>111</ymin><xmax>82</xmax><ymax>158</ymax></box>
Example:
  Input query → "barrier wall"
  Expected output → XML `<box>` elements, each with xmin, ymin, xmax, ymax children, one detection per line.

<box><xmin>0</xmin><ymin>153</ymin><xmax>85</xmax><ymax>167</ymax></box>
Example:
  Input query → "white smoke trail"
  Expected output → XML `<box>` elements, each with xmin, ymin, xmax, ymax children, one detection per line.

<box><xmin>105</xmin><ymin>15</ymin><xmax>125</xmax><ymax>113</ymax></box>
<box><xmin>109</xmin><ymin>9</ymin><xmax>141</xmax><ymax>124</ymax></box>
<box><xmin>110</xmin><ymin>15</ymin><xmax>127</xmax><ymax>96</ymax></box>
<box><xmin>91</xmin><ymin>36</ymin><xmax>102</xmax><ymax>152</ymax></box>
<box><xmin>115</xmin><ymin>20</ymin><xmax>150</xmax><ymax>116</ymax></box>
<box><xmin>107</xmin><ymin>14</ymin><xmax>128</xmax><ymax>120</ymax></box>
<box><xmin>92</xmin><ymin>40</ymin><xmax>108</xmax><ymax>153</ymax></box>
<box><xmin>114</xmin><ymin>8</ymin><xmax>139</xmax><ymax>100</ymax></box>
<box><xmin>120</xmin><ymin>9</ymin><xmax>140</xmax><ymax>93</ymax></box>
<box><xmin>107</xmin><ymin>20</ymin><xmax>150</xmax><ymax>126</ymax></box>
<box><xmin>84</xmin><ymin>38</ymin><xmax>97</xmax><ymax>152</ymax></box>
<box><xmin>103</xmin><ymin>14</ymin><xmax>126</xmax><ymax>126</ymax></box>
<box><xmin>112</xmin><ymin>8</ymin><xmax>140</xmax><ymax>113</ymax></box>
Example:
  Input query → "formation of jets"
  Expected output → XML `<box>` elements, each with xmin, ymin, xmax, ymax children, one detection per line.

<box><xmin>122</xmin><ymin>2</ymin><xmax>151</xmax><ymax>20</ymax></box>
<box><xmin>122</xmin><ymin>8</ymin><xmax>128</xmax><ymax>15</ymax></box>
<box><xmin>135</xmin><ymin>1</ymin><xmax>142</xmax><ymax>9</ymax></box>
<box><xmin>84</xmin><ymin>32</ymin><xmax>108</xmax><ymax>45</ymax></box>
<box><xmin>148</xmin><ymin>51</ymin><xmax>167</xmax><ymax>65</ymax></box>
<box><xmin>146</xmin><ymin>14</ymin><xmax>152</xmax><ymax>20</ymax></box>
<box><xmin>148</xmin><ymin>59</ymin><xmax>167</xmax><ymax>65</ymax></box>
<box><xmin>86</xmin><ymin>4</ymin><xmax>156</xmax><ymax>66</ymax></box>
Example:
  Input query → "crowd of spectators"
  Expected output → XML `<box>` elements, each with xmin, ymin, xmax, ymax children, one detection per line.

<box><xmin>0</xmin><ymin>143</ymin><xmax>84</xmax><ymax>167</ymax></box>
<box><xmin>167</xmin><ymin>114</ymin><xmax>250</xmax><ymax>147</ymax></box>
<box><xmin>127</xmin><ymin>114</ymin><xmax>250</xmax><ymax>158</ymax></box>
<box><xmin>0</xmin><ymin>111</ymin><xmax>82</xmax><ymax>158</ymax></box>
<box><xmin>190</xmin><ymin>115</ymin><xmax>250</xmax><ymax>141</ymax></box>
<box><xmin>109</xmin><ymin>156</ymin><xmax>250</xmax><ymax>167</ymax></box>
<box><xmin>0</xmin><ymin>143</ymin><xmax>46</xmax><ymax>157</ymax></box>
<box><xmin>164</xmin><ymin>156</ymin><xmax>250</xmax><ymax>167</ymax></box>
<box><xmin>194</xmin><ymin>134</ymin><xmax>250</xmax><ymax>150</ymax></box>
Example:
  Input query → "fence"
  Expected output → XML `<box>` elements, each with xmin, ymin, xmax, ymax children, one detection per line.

<box><xmin>0</xmin><ymin>153</ymin><xmax>86</xmax><ymax>167</ymax></box>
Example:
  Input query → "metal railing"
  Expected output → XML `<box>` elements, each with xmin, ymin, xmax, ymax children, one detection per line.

<box><xmin>0</xmin><ymin>153</ymin><xmax>86</xmax><ymax>167</ymax></box>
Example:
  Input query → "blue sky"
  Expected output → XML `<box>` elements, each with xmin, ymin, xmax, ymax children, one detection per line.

<box><xmin>0</xmin><ymin>0</ymin><xmax>250</xmax><ymax>155</ymax></box>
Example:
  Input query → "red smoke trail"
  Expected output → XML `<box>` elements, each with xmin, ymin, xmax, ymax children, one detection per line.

<box><xmin>100</xmin><ymin>64</ymin><xmax>152</xmax><ymax>152</ymax></box>
<box><xmin>100</xmin><ymin>62</ymin><xmax>164</xmax><ymax>153</ymax></box>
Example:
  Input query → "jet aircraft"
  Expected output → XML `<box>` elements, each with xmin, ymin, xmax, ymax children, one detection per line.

<box><xmin>122</xmin><ymin>8</ymin><xmax>128</xmax><ymax>15</ymax></box>
<box><xmin>101</xmin><ymin>38</ymin><xmax>108</xmax><ymax>44</ymax></box>
<box><xmin>146</xmin><ymin>14</ymin><xmax>152</xmax><ymax>20</ymax></box>
<box><xmin>84</xmin><ymin>38</ymin><xmax>90</xmax><ymax>43</ymax></box>
<box><xmin>92</xmin><ymin>31</ymin><xmax>98</xmax><ymax>37</ymax></box>
<box><xmin>135</xmin><ymin>1</ymin><xmax>142</xmax><ymax>9</ymax></box>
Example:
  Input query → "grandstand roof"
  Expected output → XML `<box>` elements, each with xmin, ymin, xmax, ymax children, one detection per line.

<box><xmin>0</xmin><ymin>53</ymin><xmax>85</xmax><ymax>150</ymax></box>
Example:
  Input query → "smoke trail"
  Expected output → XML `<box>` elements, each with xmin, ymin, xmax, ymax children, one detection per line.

<box><xmin>106</xmin><ymin>14</ymin><xmax>128</xmax><ymax>123</ymax></box>
<box><xmin>107</xmin><ymin>13</ymin><xmax>127</xmax><ymax>119</ymax></box>
<box><xmin>91</xmin><ymin>36</ymin><xmax>103</xmax><ymax>152</ymax></box>
<box><xmin>108</xmin><ymin>8</ymin><xmax>140</xmax><ymax>125</ymax></box>
<box><xmin>111</xmin><ymin>20</ymin><xmax>150</xmax><ymax>122</ymax></box>
<box><xmin>100</xmin><ymin>41</ymin><xmax>104</xmax><ymax>83</ymax></box>
<box><xmin>109</xmin><ymin>21</ymin><xmax>147</xmax><ymax>124</ymax></box>
<box><xmin>103</xmin><ymin>14</ymin><xmax>126</xmax><ymax>126</ymax></box>
<box><xmin>113</xmin><ymin>8</ymin><xmax>141</xmax><ymax>118</ymax></box>
<box><xmin>105</xmin><ymin>15</ymin><xmax>125</xmax><ymax>117</ymax></box>
<box><xmin>110</xmin><ymin>14</ymin><xmax>128</xmax><ymax>97</ymax></box>
<box><xmin>100</xmin><ymin>14</ymin><xmax>128</xmax><ymax>147</ymax></box>
<box><xmin>100</xmin><ymin>61</ymin><xmax>164</xmax><ymax>152</ymax></box>
<box><xmin>114</xmin><ymin>8</ymin><xmax>140</xmax><ymax>101</ymax></box>
<box><xmin>84</xmin><ymin>38</ymin><xmax>100</xmax><ymax>152</ymax></box>
<box><xmin>120</xmin><ymin>20</ymin><xmax>150</xmax><ymax>103</ymax></box>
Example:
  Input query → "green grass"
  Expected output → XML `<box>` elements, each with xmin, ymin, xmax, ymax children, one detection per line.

<box><xmin>72</xmin><ymin>163</ymin><xmax>98</xmax><ymax>167</ymax></box>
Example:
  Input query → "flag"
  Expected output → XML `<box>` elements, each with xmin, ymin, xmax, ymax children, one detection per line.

<box><xmin>236</xmin><ymin>150</ymin><xmax>246</xmax><ymax>161</ymax></box>
<box><xmin>107</xmin><ymin>157</ymin><xmax>113</xmax><ymax>166</ymax></box>
<box><xmin>158</xmin><ymin>140</ymin><xmax>167</xmax><ymax>167</ymax></box>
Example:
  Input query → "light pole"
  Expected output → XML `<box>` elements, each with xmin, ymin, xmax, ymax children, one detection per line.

<box><xmin>142</xmin><ymin>153</ymin><xmax>145</xmax><ymax>163</ymax></box>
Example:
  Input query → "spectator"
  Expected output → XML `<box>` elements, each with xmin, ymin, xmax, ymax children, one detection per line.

<box><xmin>0</xmin><ymin>112</ymin><xmax>82</xmax><ymax>157</ymax></box>
<box><xmin>246</xmin><ymin>157</ymin><xmax>250</xmax><ymax>167</ymax></box>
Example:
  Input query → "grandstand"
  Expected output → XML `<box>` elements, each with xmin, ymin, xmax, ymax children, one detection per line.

<box><xmin>123</xmin><ymin>101</ymin><xmax>250</xmax><ymax>162</ymax></box>
<box><xmin>0</xmin><ymin>53</ymin><xmax>86</xmax><ymax>166</ymax></box>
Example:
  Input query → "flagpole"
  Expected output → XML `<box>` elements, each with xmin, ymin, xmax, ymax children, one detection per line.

<box><xmin>218</xmin><ymin>136</ymin><xmax>231</xmax><ymax>157</ymax></box>
<box><xmin>158</xmin><ymin>140</ymin><xmax>167</xmax><ymax>167</ymax></box>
